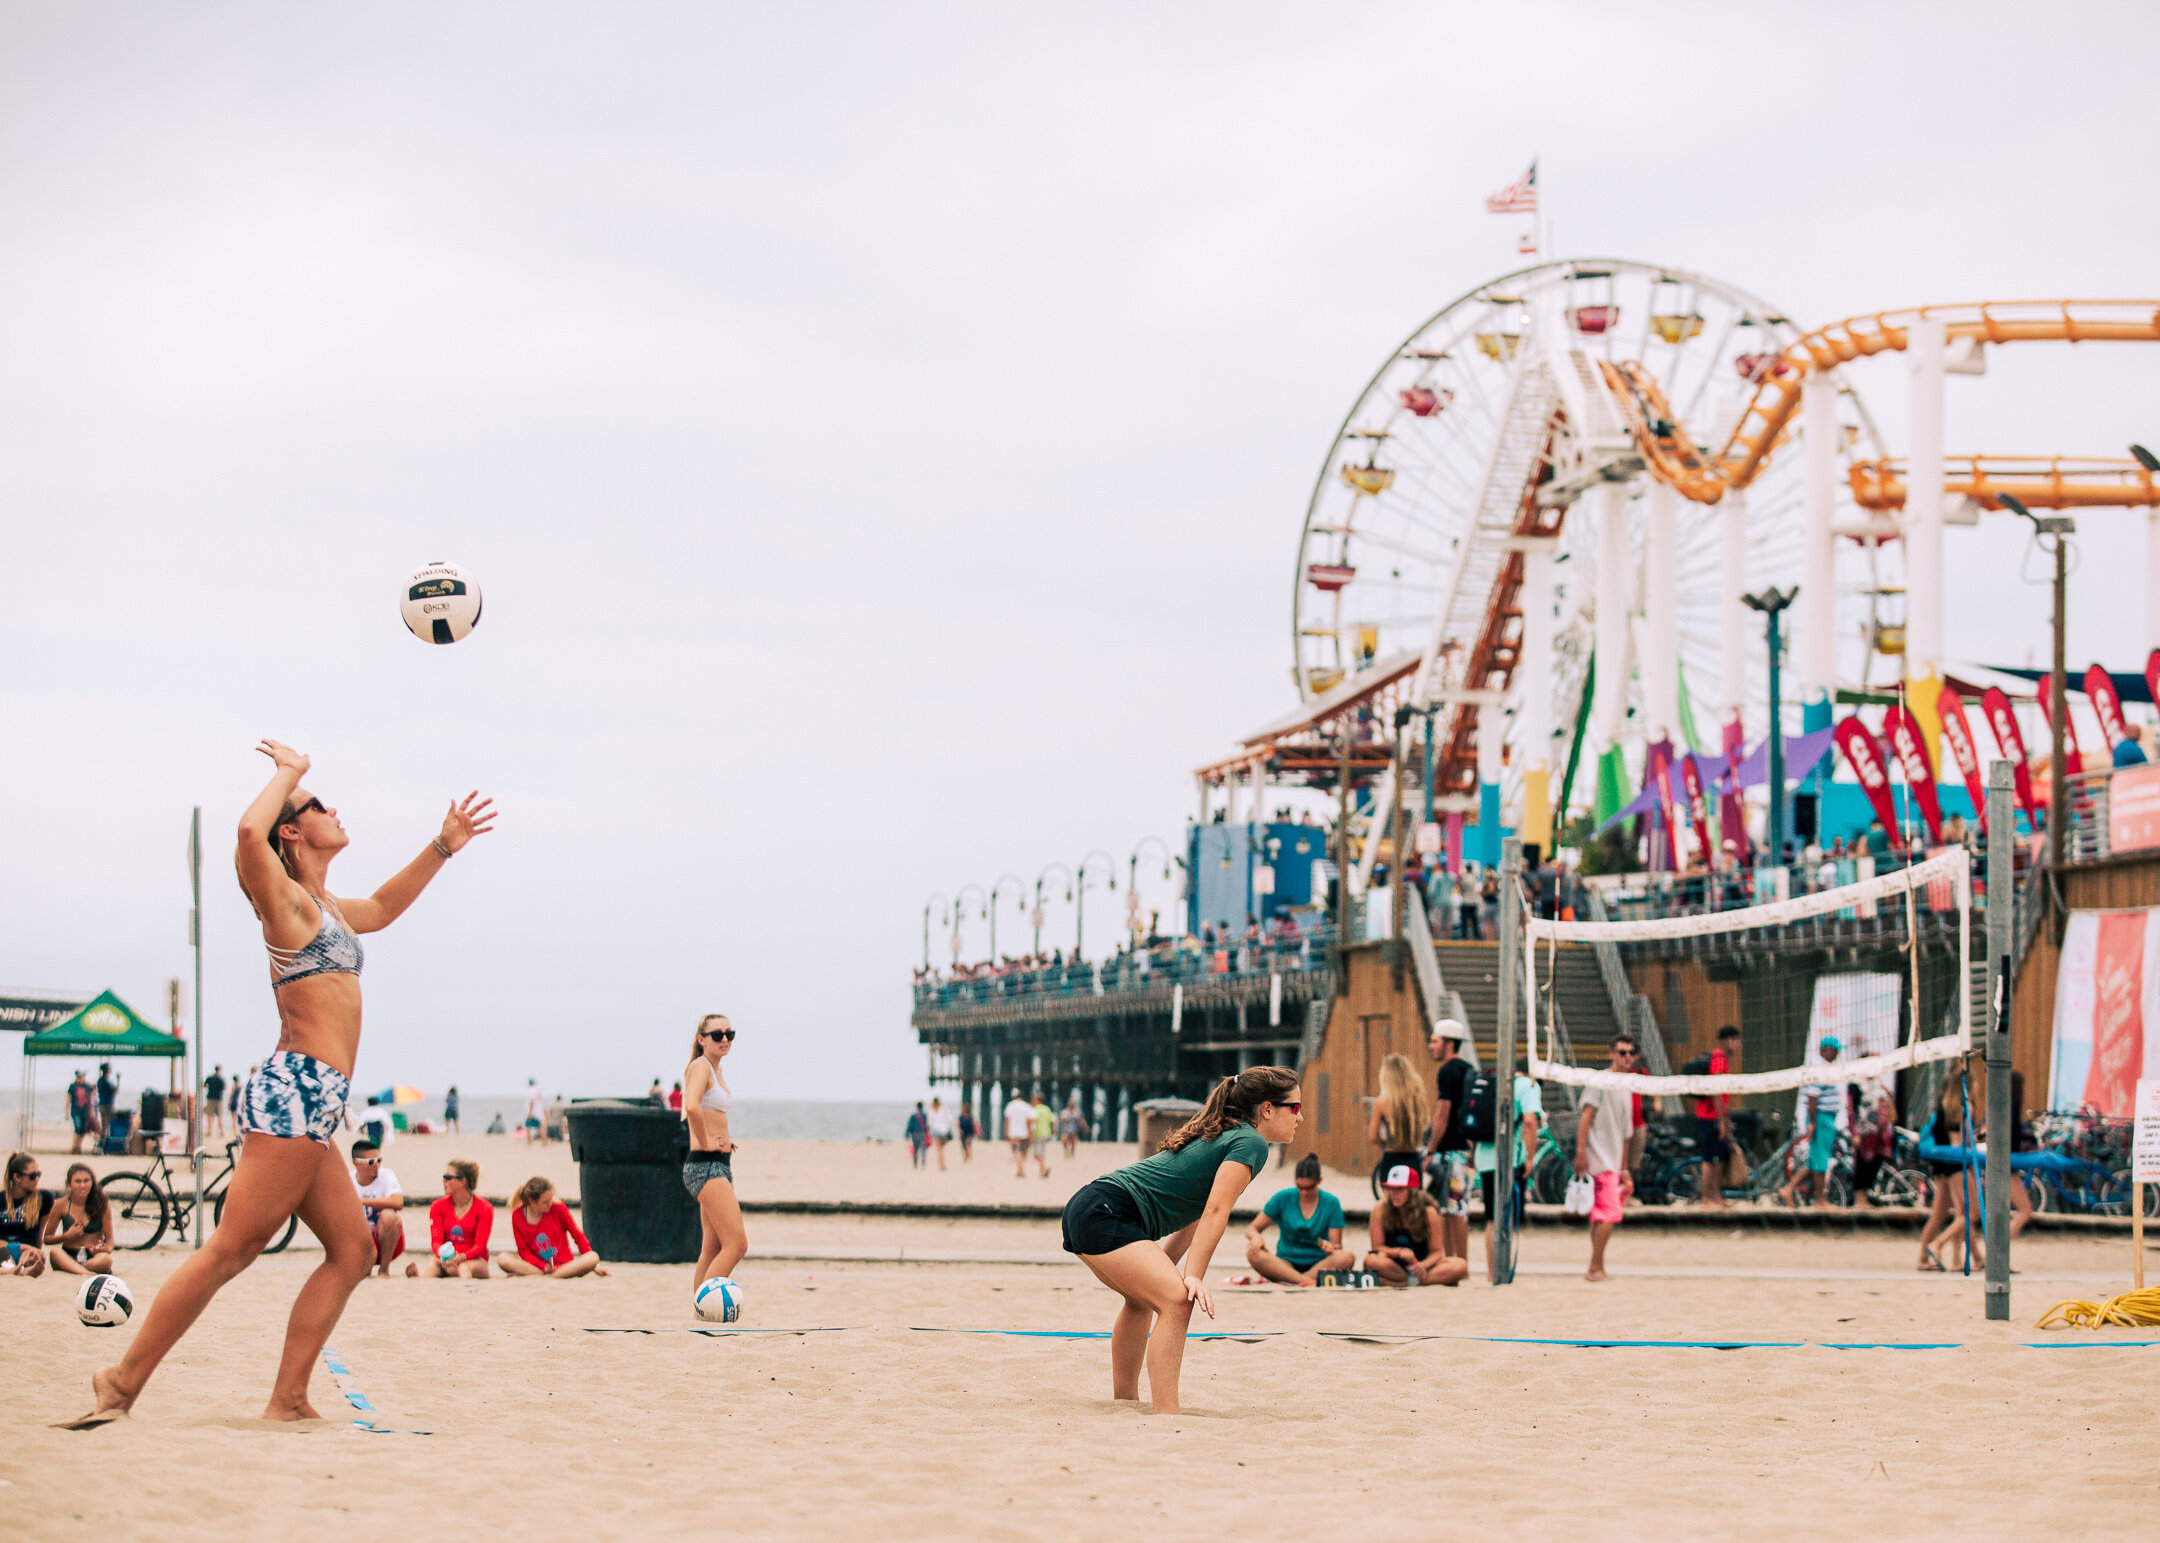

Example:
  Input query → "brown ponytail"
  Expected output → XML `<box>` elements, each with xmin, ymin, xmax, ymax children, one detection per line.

<box><xmin>1157</xmin><ymin>1066</ymin><xmax>1298</xmax><ymax>1154</ymax></box>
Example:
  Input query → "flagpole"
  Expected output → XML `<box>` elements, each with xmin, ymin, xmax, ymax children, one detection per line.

<box><xmin>190</xmin><ymin>805</ymin><xmax>205</xmax><ymax>1248</ymax></box>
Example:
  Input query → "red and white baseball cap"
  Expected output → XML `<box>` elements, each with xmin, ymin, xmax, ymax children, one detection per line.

<box><xmin>1383</xmin><ymin>1164</ymin><xmax>1421</xmax><ymax>1190</ymax></box>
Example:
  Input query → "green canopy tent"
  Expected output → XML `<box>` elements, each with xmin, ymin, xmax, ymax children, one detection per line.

<box><xmin>15</xmin><ymin>990</ymin><xmax>182</xmax><ymax>1150</ymax></box>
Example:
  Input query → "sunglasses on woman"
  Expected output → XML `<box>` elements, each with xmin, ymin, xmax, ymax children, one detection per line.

<box><xmin>288</xmin><ymin>797</ymin><xmax>326</xmax><ymax>821</ymax></box>
<box><xmin>704</xmin><ymin>1029</ymin><xmax>736</xmax><ymax>1042</ymax></box>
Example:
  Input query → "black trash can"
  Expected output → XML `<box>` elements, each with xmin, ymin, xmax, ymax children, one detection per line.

<box><xmin>565</xmin><ymin>1099</ymin><xmax>700</xmax><ymax>1264</ymax></box>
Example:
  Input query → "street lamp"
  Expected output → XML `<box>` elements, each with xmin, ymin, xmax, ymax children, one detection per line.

<box><xmin>1076</xmin><ymin>850</ymin><xmax>1118</xmax><ymax>960</ymax></box>
<box><xmin>920</xmin><ymin>892</ymin><xmax>951</xmax><ymax>971</ymax></box>
<box><xmin>1034</xmin><ymin>863</ymin><xmax>1074</xmax><ymax>956</ymax></box>
<box><xmin>1741</xmin><ymin>585</ymin><xmax>1799</xmax><ymax>866</ymax></box>
<box><xmin>1999</xmin><ymin>492</ymin><xmax>2076</xmax><ymax>871</ymax></box>
<box><xmin>952</xmin><ymin>883</ymin><xmax>988</xmax><ymax>964</ymax></box>
<box><xmin>988</xmin><ymin>873</ymin><xmax>1026</xmax><ymax>964</ymax></box>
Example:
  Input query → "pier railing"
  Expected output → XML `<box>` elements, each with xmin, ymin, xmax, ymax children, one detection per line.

<box><xmin>913</xmin><ymin>927</ymin><xmax>1340</xmax><ymax>1011</ymax></box>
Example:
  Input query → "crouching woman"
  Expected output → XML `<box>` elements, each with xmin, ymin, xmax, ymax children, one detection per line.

<box><xmin>1061</xmin><ymin>1067</ymin><xmax>1301</xmax><ymax>1414</ymax></box>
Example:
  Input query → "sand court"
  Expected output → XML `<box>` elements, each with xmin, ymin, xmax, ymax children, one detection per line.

<box><xmin>4</xmin><ymin>1224</ymin><xmax>2155</xmax><ymax>1541</ymax></box>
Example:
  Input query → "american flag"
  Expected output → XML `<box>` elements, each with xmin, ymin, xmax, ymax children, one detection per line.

<box><xmin>1485</xmin><ymin>160</ymin><xmax>1537</xmax><ymax>215</ymax></box>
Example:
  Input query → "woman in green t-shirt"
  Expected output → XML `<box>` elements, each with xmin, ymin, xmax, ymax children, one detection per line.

<box><xmin>1060</xmin><ymin>1066</ymin><xmax>1302</xmax><ymax>1414</ymax></box>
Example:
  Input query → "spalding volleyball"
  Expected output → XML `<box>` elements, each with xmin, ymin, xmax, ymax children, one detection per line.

<box><xmin>401</xmin><ymin>560</ymin><xmax>483</xmax><ymax>645</ymax></box>
<box><xmin>76</xmin><ymin>1273</ymin><xmax>133</xmax><ymax>1328</ymax></box>
<box><xmin>693</xmin><ymin>1275</ymin><xmax>743</xmax><ymax>1324</ymax></box>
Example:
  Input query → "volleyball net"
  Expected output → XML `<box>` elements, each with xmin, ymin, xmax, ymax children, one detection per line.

<box><xmin>1525</xmin><ymin>846</ymin><xmax>1973</xmax><ymax>1096</ymax></box>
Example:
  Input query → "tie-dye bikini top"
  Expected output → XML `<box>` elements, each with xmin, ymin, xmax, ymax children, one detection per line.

<box><xmin>266</xmin><ymin>891</ymin><xmax>365</xmax><ymax>987</ymax></box>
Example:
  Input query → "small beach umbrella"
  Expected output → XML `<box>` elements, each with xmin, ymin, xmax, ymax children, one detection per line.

<box><xmin>374</xmin><ymin>1085</ymin><xmax>427</xmax><ymax>1106</ymax></box>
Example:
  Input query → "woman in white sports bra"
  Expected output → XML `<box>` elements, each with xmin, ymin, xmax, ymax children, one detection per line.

<box><xmin>73</xmin><ymin>739</ymin><xmax>493</xmax><ymax>1428</ymax></box>
<box><xmin>682</xmin><ymin>1013</ymin><xmax>748</xmax><ymax>1295</ymax></box>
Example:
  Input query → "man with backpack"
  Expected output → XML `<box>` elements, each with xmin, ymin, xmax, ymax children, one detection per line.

<box><xmin>1468</xmin><ymin>1054</ymin><xmax>1543</xmax><ymax>1284</ymax></box>
<box><xmin>1423</xmin><ymin>1018</ymin><xmax>1473</xmax><ymax>1263</ymax></box>
<box><xmin>1684</xmin><ymin>1025</ymin><xmax>1741</xmax><ymax>1208</ymax></box>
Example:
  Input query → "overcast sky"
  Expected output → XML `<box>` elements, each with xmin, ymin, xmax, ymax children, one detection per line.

<box><xmin>3</xmin><ymin>2</ymin><xmax>2157</xmax><ymax>1104</ymax></box>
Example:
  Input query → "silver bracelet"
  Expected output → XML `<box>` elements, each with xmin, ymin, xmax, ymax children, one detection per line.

<box><xmin>431</xmin><ymin>838</ymin><xmax>454</xmax><ymax>859</ymax></box>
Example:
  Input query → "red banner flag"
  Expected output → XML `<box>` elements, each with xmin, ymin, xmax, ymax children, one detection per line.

<box><xmin>1718</xmin><ymin>715</ymin><xmax>1748</xmax><ymax>861</ymax></box>
<box><xmin>1834</xmin><ymin>717</ymin><xmax>1904</xmax><ymax>851</ymax></box>
<box><xmin>1881</xmin><ymin>704</ymin><xmax>1945</xmax><ymax>846</ymax></box>
<box><xmin>2086</xmin><ymin>910</ymin><xmax>2147</xmax><ymax>1118</ymax></box>
<box><xmin>2146</xmin><ymin>649</ymin><xmax>2160</xmax><ymax>715</ymax></box>
<box><xmin>2034</xmin><ymin>683</ymin><xmax>2085</xmax><ymax>775</ymax></box>
<box><xmin>1935</xmin><ymin>685</ymin><xmax>1987</xmax><ymax>836</ymax></box>
<box><xmin>1678</xmin><ymin>754</ymin><xmax>1714</xmax><ymax>867</ymax></box>
<box><xmin>2086</xmin><ymin>664</ymin><xmax>2131</xmax><ymax>749</ymax></box>
<box><xmin>1648</xmin><ymin>739</ymin><xmax>1682</xmax><ymax>870</ymax></box>
<box><xmin>1980</xmin><ymin>686</ymin><xmax>2041</xmax><ymax>826</ymax></box>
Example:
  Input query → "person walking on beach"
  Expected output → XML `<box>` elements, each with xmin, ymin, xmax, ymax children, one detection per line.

<box><xmin>1061</xmin><ymin>1067</ymin><xmax>1302</xmax><ymax>1413</ymax></box>
<box><xmin>1694</xmin><ymin>1025</ymin><xmax>1740</xmax><ymax>1209</ymax></box>
<box><xmin>905</xmin><ymin>1103</ymin><xmax>929</xmax><ymax>1169</ymax></box>
<box><xmin>1058</xmin><ymin>1095</ymin><xmax>1090</xmax><ymax>1159</ymax></box>
<box><xmin>201</xmin><ymin>1065</ymin><xmax>227</xmax><ymax>1143</ymax></box>
<box><xmin>668</xmin><ymin>1081</ymin><xmax>683</xmax><ymax>1112</ymax></box>
<box><xmin>411</xmin><ymin>1159</ymin><xmax>492</xmax><ymax>1278</ymax></box>
<box><xmin>67</xmin><ymin>1071</ymin><xmax>95</xmax><ymax>1154</ymax></box>
<box><xmin>1576</xmin><ymin>1035</ymin><xmax>1636</xmax><ymax>1282</ymax></box>
<box><xmin>928</xmin><ymin>1097</ymin><xmax>953</xmax><ymax>1169</ymax></box>
<box><xmin>442</xmin><ymin>1085</ymin><xmax>460</xmax><ymax>1134</ymax></box>
<box><xmin>94</xmin><ymin>1063</ymin><xmax>117</xmax><ymax>1144</ymax></box>
<box><xmin>682</xmin><ymin>1013</ymin><xmax>748</xmax><ymax>1299</ymax></box>
<box><xmin>1423</xmin><ymin>1019</ymin><xmax>1473</xmax><ymax>1262</ymax></box>
<box><xmin>956</xmin><ymin>1102</ymin><xmax>976</xmax><ymax>1161</ymax></box>
<box><xmin>1030</xmin><ymin>1091</ymin><xmax>1056</xmax><ymax>1178</ymax></box>
<box><xmin>230</xmin><ymin>1067</ymin><xmax>248</xmax><ymax>1133</ymax></box>
<box><xmin>1004</xmin><ymin>1090</ymin><xmax>1034</xmax><ymax>1178</ymax></box>
<box><xmin>72</xmin><ymin>741</ymin><xmax>493</xmax><ymax>1426</ymax></box>
<box><xmin>1777</xmin><ymin>1038</ymin><xmax>1844</xmax><ymax>1210</ymax></box>
<box><xmin>525</xmin><ymin>1079</ymin><xmax>548</xmax><ymax>1146</ymax></box>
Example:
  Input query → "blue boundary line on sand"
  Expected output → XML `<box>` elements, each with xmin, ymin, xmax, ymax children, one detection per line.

<box><xmin>1316</xmin><ymin>1333</ymin><xmax>1955</xmax><ymax>1350</ymax></box>
<box><xmin>320</xmin><ymin>1347</ymin><xmax>432</xmax><ymax>1435</ymax></box>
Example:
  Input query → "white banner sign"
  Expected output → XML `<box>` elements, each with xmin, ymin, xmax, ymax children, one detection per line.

<box><xmin>2137</xmin><ymin>1079</ymin><xmax>2160</xmax><ymax>1183</ymax></box>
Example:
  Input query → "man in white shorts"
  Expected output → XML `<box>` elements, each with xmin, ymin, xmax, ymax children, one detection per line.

<box><xmin>349</xmin><ymin>1138</ymin><xmax>406</xmax><ymax>1276</ymax></box>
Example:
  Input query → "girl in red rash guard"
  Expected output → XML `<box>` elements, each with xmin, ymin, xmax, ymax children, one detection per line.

<box><xmin>409</xmin><ymin>1158</ymin><xmax>492</xmax><ymax>1278</ymax></box>
<box><xmin>497</xmin><ymin>1177</ymin><xmax>606</xmax><ymax>1279</ymax></box>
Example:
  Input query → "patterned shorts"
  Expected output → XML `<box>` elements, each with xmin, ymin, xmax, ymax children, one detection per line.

<box><xmin>683</xmin><ymin>1153</ymin><xmax>733</xmax><ymax>1199</ymax></box>
<box><xmin>238</xmin><ymin>1051</ymin><xmax>350</xmax><ymax>1145</ymax></box>
<box><xmin>1431</xmin><ymin>1151</ymin><xmax>1471</xmax><ymax>1217</ymax></box>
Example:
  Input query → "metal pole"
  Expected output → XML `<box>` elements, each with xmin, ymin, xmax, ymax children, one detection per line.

<box><xmin>2049</xmin><ymin>536</ymin><xmax>2068</xmax><ymax>874</ymax></box>
<box><xmin>1075</xmin><ymin>868</ymin><xmax>1085</xmax><ymax>961</ymax></box>
<box><xmin>1494</xmin><ymin>835</ymin><xmax>1522</xmax><ymax>1285</ymax></box>
<box><xmin>1984</xmin><ymin>761</ymin><xmax>2014</xmax><ymax>1318</ymax></box>
<box><xmin>1766</xmin><ymin>607</ymin><xmax>1786</xmax><ymax>865</ymax></box>
<box><xmin>1336</xmin><ymin>723</ymin><xmax>1352</xmax><ymax>953</ymax></box>
<box><xmin>1391</xmin><ymin>732</ymin><xmax>1407</xmax><ymax>944</ymax></box>
<box><xmin>1419</xmin><ymin>709</ymin><xmax>1435</xmax><ymax>845</ymax></box>
<box><xmin>190</xmin><ymin>806</ymin><xmax>205</xmax><ymax>1247</ymax></box>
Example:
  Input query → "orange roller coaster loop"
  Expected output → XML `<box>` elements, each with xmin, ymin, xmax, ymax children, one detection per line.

<box><xmin>1848</xmin><ymin>455</ymin><xmax>2160</xmax><ymax>513</ymax></box>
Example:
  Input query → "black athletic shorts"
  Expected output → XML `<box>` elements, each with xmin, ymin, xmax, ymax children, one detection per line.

<box><xmin>1478</xmin><ymin>1167</ymin><xmax>1527</xmax><ymax>1219</ymax></box>
<box><xmin>1061</xmin><ymin>1178</ymin><xmax>1151</xmax><ymax>1256</ymax></box>
<box><xmin>1693</xmin><ymin>1115</ymin><xmax>1729</xmax><ymax>1163</ymax></box>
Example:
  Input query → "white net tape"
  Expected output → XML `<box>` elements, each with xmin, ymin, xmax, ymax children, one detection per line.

<box><xmin>1525</xmin><ymin>847</ymin><xmax>1971</xmax><ymax>1095</ymax></box>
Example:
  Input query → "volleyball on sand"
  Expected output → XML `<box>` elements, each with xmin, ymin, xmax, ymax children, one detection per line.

<box><xmin>401</xmin><ymin>560</ymin><xmax>483</xmax><ymax>644</ymax></box>
<box><xmin>693</xmin><ymin>1276</ymin><xmax>743</xmax><ymax>1323</ymax></box>
<box><xmin>75</xmin><ymin>1274</ymin><xmax>132</xmax><ymax>1328</ymax></box>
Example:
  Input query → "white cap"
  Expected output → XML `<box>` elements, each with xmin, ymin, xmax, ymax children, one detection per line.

<box><xmin>1432</xmin><ymin>1018</ymin><xmax>1469</xmax><ymax>1042</ymax></box>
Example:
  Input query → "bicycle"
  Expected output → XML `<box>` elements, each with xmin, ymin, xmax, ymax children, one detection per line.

<box><xmin>101</xmin><ymin>1141</ymin><xmax>299</xmax><ymax>1253</ymax></box>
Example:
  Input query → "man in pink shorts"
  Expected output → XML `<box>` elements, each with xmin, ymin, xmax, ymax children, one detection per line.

<box><xmin>1575</xmin><ymin>1034</ymin><xmax>1638</xmax><ymax>1283</ymax></box>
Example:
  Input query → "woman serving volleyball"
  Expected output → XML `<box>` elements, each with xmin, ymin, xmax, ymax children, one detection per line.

<box><xmin>72</xmin><ymin>741</ymin><xmax>492</xmax><ymax>1426</ymax></box>
<box><xmin>1061</xmin><ymin>1066</ymin><xmax>1301</xmax><ymax>1414</ymax></box>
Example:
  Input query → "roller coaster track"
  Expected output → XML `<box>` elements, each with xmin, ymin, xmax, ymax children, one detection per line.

<box><xmin>1847</xmin><ymin>455</ymin><xmax>2160</xmax><ymax>513</ymax></box>
<box><xmin>1607</xmin><ymin>301</ymin><xmax>2160</xmax><ymax>504</ymax></box>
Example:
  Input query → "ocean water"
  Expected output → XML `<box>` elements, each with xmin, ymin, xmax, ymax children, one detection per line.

<box><xmin>0</xmin><ymin>1090</ymin><xmax>917</xmax><ymax>1144</ymax></box>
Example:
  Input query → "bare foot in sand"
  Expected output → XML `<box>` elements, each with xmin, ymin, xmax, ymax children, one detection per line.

<box><xmin>58</xmin><ymin>1366</ymin><xmax>138</xmax><ymax>1428</ymax></box>
<box><xmin>1584</xmin><ymin>1268</ymin><xmax>1608</xmax><ymax>1283</ymax></box>
<box><xmin>262</xmin><ymin>1396</ymin><xmax>325</xmax><ymax>1422</ymax></box>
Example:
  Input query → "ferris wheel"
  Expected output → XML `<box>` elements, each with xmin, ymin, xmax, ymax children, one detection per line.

<box><xmin>1291</xmin><ymin>257</ymin><xmax>1889</xmax><ymax>816</ymax></box>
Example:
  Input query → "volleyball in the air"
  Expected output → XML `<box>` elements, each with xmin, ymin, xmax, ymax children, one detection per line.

<box><xmin>76</xmin><ymin>1273</ymin><xmax>132</xmax><ymax>1328</ymax></box>
<box><xmin>401</xmin><ymin>560</ymin><xmax>483</xmax><ymax>645</ymax></box>
<box><xmin>693</xmin><ymin>1275</ymin><xmax>743</xmax><ymax>1324</ymax></box>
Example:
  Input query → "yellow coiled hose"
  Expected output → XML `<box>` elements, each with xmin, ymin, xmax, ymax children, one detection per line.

<box><xmin>2033</xmin><ymin>1287</ymin><xmax>2160</xmax><ymax>1330</ymax></box>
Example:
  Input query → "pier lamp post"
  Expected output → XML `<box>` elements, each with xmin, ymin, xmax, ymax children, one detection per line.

<box><xmin>921</xmin><ymin>892</ymin><xmax>951</xmax><ymax>971</ymax></box>
<box><xmin>1034</xmin><ymin>863</ymin><xmax>1074</xmax><ymax>956</ymax></box>
<box><xmin>1741</xmin><ymin>586</ymin><xmax>1798</xmax><ymax>865</ymax></box>
<box><xmin>1129</xmin><ymin>837</ymin><xmax>1183</xmax><ymax>937</ymax></box>
<box><xmin>988</xmin><ymin>874</ymin><xmax>1027</xmax><ymax>964</ymax></box>
<box><xmin>1999</xmin><ymin>493</ymin><xmax>2075</xmax><ymax>872</ymax></box>
<box><xmin>1076</xmin><ymin>850</ymin><xmax>1118</xmax><ymax>961</ymax></box>
<box><xmin>952</xmin><ymin>884</ymin><xmax>988</xmax><ymax>964</ymax></box>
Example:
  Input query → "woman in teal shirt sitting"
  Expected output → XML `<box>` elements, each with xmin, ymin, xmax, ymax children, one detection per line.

<box><xmin>1243</xmin><ymin>1153</ymin><xmax>1354</xmax><ymax>1285</ymax></box>
<box><xmin>1061</xmin><ymin>1066</ymin><xmax>1302</xmax><ymax>1413</ymax></box>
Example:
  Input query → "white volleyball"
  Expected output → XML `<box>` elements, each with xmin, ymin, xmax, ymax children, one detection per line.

<box><xmin>76</xmin><ymin>1273</ymin><xmax>133</xmax><ymax>1328</ymax></box>
<box><xmin>401</xmin><ymin>561</ymin><xmax>483</xmax><ymax>645</ymax></box>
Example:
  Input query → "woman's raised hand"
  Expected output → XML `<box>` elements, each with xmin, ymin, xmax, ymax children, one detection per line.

<box><xmin>257</xmin><ymin>740</ymin><xmax>310</xmax><ymax>777</ymax></box>
<box><xmin>439</xmin><ymin>791</ymin><xmax>498</xmax><ymax>854</ymax></box>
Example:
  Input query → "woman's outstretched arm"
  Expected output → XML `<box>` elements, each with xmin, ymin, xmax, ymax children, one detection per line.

<box><xmin>337</xmin><ymin>792</ymin><xmax>495</xmax><ymax>933</ymax></box>
<box><xmin>236</xmin><ymin>740</ymin><xmax>308</xmax><ymax>907</ymax></box>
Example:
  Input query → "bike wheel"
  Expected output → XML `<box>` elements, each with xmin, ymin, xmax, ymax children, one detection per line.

<box><xmin>101</xmin><ymin>1172</ymin><xmax>169</xmax><ymax>1250</ymax></box>
<box><xmin>211</xmin><ymin>1189</ymin><xmax>300</xmax><ymax>1253</ymax></box>
<box><xmin>1874</xmin><ymin>1167</ymin><xmax>1928</xmax><ymax>1208</ymax></box>
<box><xmin>1666</xmin><ymin>1158</ymin><xmax>1705</xmax><ymax>1205</ymax></box>
<box><xmin>2023</xmin><ymin>1173</ymin><xmax>2051</xmax><ymax>1214</ymax></box>
<box><xmin>1824</xmin><ymin>1169</ymin><xmax>1855</xmax><ymax>1208</ymax></box>
<box><xmin>1532</xmin><ymin>1149</ymin><xmax>1570</xmax><ymax>1205</ymax></box>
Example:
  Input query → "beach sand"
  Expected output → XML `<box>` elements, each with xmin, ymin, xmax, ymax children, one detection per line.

<box><xmin>4</xmin><ymin>1142</ymin><xmax>2156</xmax><ymax>1541</ymax></box>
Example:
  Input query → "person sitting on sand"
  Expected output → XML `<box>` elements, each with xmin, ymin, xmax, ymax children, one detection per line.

<box><xmin>2</xmin><ymin>1152</ymin><xmax>51</xmax><ymax>1277</ymax></box>
<box><xmin>349</xmin><ymin>1138</ymin><xmax>405</xmax><ymax>1276</ymax></box>
<box><xmin>43</xmin><ymin>1163</ymin><xmax>114</xmax><ymax>1276</ymax></box>
<box><xmin>496</xmin><ymin>1177</ymin><xmax>606</xmax><ymax>1278</ymax></box>
<box><xmin>1243</xmin><ymin>1154</ymin><xmax>1355</xmax><ymax>1285</ymax></box>
<box><xmin>1365</xmin><ymin>1164</ymin><xmax>1467</xmax><ymax>1287</ymax></box>
<box><xmin>409</xmin><ymin>1159</ymin><xmax>492</xmax><ymax>1278</ymax></box>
